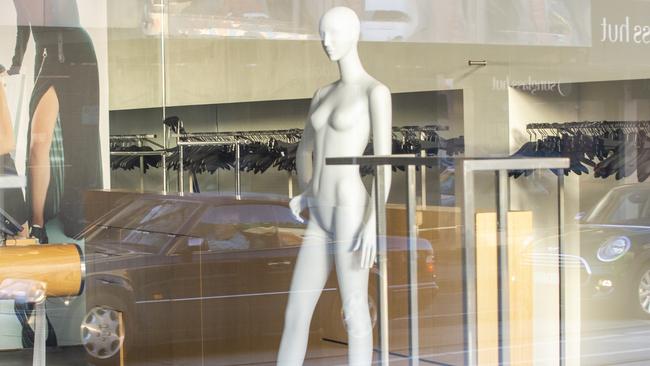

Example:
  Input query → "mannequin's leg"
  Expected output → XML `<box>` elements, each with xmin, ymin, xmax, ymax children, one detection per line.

<box><xmin>334</xmin><ymin>206</ymin><xmax>373</xmax><ymax>366</ymax></box>
<box><xmin>277</xmin><ymin>218</ymin><xmax>332</xmax><ymax>365</ymax></box>
<box><xmin>28</xmin><ymin>86</ymin><xmax>59</xmax><ymax>227</ymax></box>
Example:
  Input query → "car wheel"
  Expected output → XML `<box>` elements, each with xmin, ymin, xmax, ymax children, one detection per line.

<box><xmin>636</xmin><ymin>267</ymin><xmax>650</xmax><ymax>318</ymax></box>
<box><xmin>81</xmin><ymin>306</ymin><xmax>125</xmax><ymax>364</ymax></box>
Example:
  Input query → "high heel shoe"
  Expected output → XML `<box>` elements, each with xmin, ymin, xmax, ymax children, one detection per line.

<box><xmin>30</xmin><ymin>225</ymin><xmax>49</xmax><ymax>244</ymax></box>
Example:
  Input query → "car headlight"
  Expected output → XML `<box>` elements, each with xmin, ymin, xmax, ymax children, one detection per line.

<box><xmin>597</xmin><ymin>236</ymin><xmax>631</xmax><ymax>262</ymax></box>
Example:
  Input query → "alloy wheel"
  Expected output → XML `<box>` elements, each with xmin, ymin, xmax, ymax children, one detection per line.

<box><xmin>638</xmin><ymin>269</ymin><xmax>650</xmax><ymax>315</ymax></box>
<box><xmin>81</xmin><ymin>307</ymin><xmax>124</xmax><ymax>359</ymax></box>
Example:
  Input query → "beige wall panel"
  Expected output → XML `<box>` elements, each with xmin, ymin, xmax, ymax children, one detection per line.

<box><xmin>476</xmin><ymin>212</ymin><xmax>499</xmax><ymax>366</ymax></box>
<box><xmin>476</xmin><ymin>211</ymin><xmax>534</xmax><ymax>365</ymax></box>
<box><xmin>508</xmin><ymin>211</ymin><xmax>534</xmax><ymax>366</ymax></box>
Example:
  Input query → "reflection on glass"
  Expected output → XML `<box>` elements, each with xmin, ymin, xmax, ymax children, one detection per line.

<box><xmin>154</xmin><ymin>0</ymin><xmax>590</xmax><ymax>45</ymax></box>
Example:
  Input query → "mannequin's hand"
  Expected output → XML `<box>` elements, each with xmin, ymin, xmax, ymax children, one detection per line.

<box><xmin>289</xmin><ymin>194</ymin><xmax>308</xmax><ymax>224</ymax></box>
<box><xmin>353</xmin><ymin>221</ymin><xmax>377</xmax><ymax>269</ymax></box>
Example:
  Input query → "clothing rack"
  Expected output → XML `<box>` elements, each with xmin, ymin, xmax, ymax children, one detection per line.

<box><xmin>110</xmin><ymin>134</ymin><xmax>167</xmax><ymax>191</ymax></box>
<box><xmin>514</xmin><ymin>120</ymin><xmax>650</xmax><ymax>181</ymax></box>
<box><xmin>391</xmin><ymin>125</ymin><xmax>448</xmax><ymax>207</ymax></box>
<box><xmin>176</xmin><ymin>140</ymin><xmax>242</xmax><ymax>198</ymax></box>
<box><xmin>394</xmin><ymin>124</ymin><xmax>450</xmax><ymax>132</ymax></box>
<box><xmin>527</xmin><ymin>121</ymin><xmax>650</xmax><ymax>135</ymax></box>
<box><xmin>169</xmin><ymin>125</ymin><xmax>461</xmax><ymax>200</ymax></box>
<box><xmin>173</xmin><ymin>129</ymin><xmax>303</xmax><ymax>197</ymax></box>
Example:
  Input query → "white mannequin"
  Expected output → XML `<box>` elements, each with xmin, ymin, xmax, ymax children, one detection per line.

<box><xmin>277</xmin><ymin>7</ymin><xmax>392</xmax><ymax>366</ymax></box>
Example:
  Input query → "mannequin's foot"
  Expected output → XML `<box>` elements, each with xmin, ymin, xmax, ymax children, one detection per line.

<box><xmin>30</xmin><ymin>225</ymin><xmax>48</xmax><ymax>244</ymax></box>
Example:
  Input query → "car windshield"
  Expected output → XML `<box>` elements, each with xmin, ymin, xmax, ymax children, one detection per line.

<box><xmin>585</xmin><ymin>188</ymin><xmax>650</xmax><ymax>226</ymax></box>
<box><xmin>104</xmin><ymin>198</ymin><xmax>199</xmax><ymax>233</ymax></box>
<box><xmin>89</xmin><ymin>227</ymin><xmax>175</xmax><ymax>255</ymax></box>
<box><xmin>187</xmin><ymin>204</ymin><xmax>280</xmax><ymax>251</ymax></box>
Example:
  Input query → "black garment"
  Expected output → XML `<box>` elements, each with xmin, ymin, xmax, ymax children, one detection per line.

<box><xmin>14</xmin><ymin>301</ymin><xmax>58</xmax><ymax>349</ymax></box>
<box><xmin>12</xmin><ymin>0</ymin><xmax>101</xmax><ymax>237</ymax></box>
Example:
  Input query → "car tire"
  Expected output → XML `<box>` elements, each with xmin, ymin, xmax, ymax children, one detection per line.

<box><xmin>634</xmin><ymin>266</ymin><xmax>650</xmax><ymax>319</ymax></box>
<box><xmin>82</xmin><ymin>296</ymin><xmax>134</xmax><ymax>366</ymax></box>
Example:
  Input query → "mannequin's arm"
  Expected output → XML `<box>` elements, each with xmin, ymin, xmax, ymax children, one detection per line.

<box><xmin>296</xmin><ymin>90</ymin><xmax>321</xmax><ymax>192</ymax></box>
<box><xmin>289</xmin><ymin>90</ymin><xmax>321</xmax><ymax>222</ymax></box>
<box><xmin>355</xmin><ymin>84</ymin><xmax>392</xmax><ymax>268</ymax></box>
<box><xmin>296</xmin><ymin>123</ymin><xmax>314</xmax><ymax>192</ymax></box>
<box><xmin>369</xmin><ymin>84</ymin><xmax>393</xmax><ymax>199</ymax></box>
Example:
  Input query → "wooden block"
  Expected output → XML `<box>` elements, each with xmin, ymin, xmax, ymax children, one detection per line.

<box><xmin>476</xmin><ymin>212</ymin><xmax>499</xmax><ymax>366</ymax></box>
<box><xmin>4</xmin><ymin>238</ymin><xmax>39</xmax><ymax>247</ymax></box>
<box><xmin>0</xmin><ymin>244</ymin><xmax>84</xmax><ymax>297</ymax></box>
<box><xmin>475</xmin><ymin>211</ymin><xmax>534</xmax><ymax>365</ymax></box>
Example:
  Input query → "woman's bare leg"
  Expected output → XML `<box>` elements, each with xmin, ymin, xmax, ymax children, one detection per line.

<box><xmin>29</xmin><ymin>86</ymin><xmax>59</xmax><ymax>227</ymax></box>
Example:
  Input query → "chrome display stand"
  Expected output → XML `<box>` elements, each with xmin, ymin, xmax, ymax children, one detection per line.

<box><xmin>326</xmin><ymin>156</ymin><xmax>569</xmax><ymax>366</ymax></box>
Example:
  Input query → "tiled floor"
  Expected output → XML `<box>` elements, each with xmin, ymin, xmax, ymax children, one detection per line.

<box><xmin>0</xmin><ymin>347</ymin><xmax>416</xmax><ymax>366</ymax></box>
<box><xmin>0</xmin><ymin>346</ymin><xmax>87</xmax><ymax>366</ymax></box>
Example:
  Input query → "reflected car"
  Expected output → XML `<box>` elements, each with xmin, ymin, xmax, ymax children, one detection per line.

<box><xmin>361</xmin><ymin>1</ymin><xmax>419</xmax><ymax>42</ymax></box>
<box><xmin>529</xmin><ymin>184</ymin><xmax>650</xmax><ymax>318</ymax></box>
<box><xmin>577</xmin><ymin>185</ymin><xmax>650</xmax><ymax>318</ymax></box>
<box><xmin>80</xmin><ymin>192</ymin><xmax>438</xmax><ymax>365</ymax></box>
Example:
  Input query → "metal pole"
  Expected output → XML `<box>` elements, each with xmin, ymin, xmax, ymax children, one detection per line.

<box><xmin>235</xmin><ymin>142</ymin><xmax>241</xmax><ymax>200</ymax></box>
<box><xmin>288</xmin><ymin>172</ymin><xmax>294</xmax><ymax>198</ymax></box>
<box><xmin>162</xmin><ymin>152</ymin><xmax>167</xmax><ymax>194</ymax></box>
<box><xmin>406</xmin><ymin>165</ymin><xmax>420</xmax><ymax>365</ymax></box>
<box><xmin>496</xmin><ymin>170</ymin><xmax>510</xmax><ymax>366</ymax></box>
<box><xmin>138</xmin><ymin>139</ymin><xmax>144</xmax><ymax>191</ymax></box>
<box><xmin>462</xmin><ymin>161</ymin><xmax>477</xmax><ymax>366</ymax></box>
<box><xmin>558</xmin><ymin>174</ymin><xmax>566</xmax><ymax>366</ymax></box>
<box><xmin>420</xmin><ymin>131</ymin><xmax>427</xmax><ymax>208</ymax></box>
<box><xmin>178</xmin><ymin>144</ymin><xmax>184</xmax><ymax>193</ymax></box>
<box><xmin>375</xmin><ymin>165</ymin><xmax>390</xmax><ymax>366</ymax></box>
<box><xmin>160</xmin><ymin>0</ymin><xmax>168</xmax><ymax>193</ymax></box>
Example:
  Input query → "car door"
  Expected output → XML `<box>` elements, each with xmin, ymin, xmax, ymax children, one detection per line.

<box><xmin>176</xmin><ymin>202</ymin><xmax>297</xmax><ymax>364</ymax></box>
<box><xmin>86</xmin><ymin>197</ymin><xmax>199</xmax><ymax>363</ymax></box>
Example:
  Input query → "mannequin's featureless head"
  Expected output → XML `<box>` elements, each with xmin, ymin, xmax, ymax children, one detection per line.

<box><xmin>319</xmin><ymin>7</ymin><xmax>360</xmax><ymax>61</ymax></box>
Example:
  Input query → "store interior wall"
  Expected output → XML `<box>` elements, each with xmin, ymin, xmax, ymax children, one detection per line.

<box><xmin>0</xmin><ymin>0</ymin><xmax>647</xmax><ymax>358</ymax></box>
<box><xmin>104</xmin><ymin>2</ymin><xmax>650</xmax><ymax>364</ymax></box>
<box><xmin>508</xmin><ymin>86</ymin><xmax>581</xmax><ymax>365</ymax></box>
<box><xmin>576</xmin><ymin>80</ymin><xmax>650</xmax><ymax>212</ymax></box>
<box><xmin>507</xmin><ymin>78</ymin><xmax>650</xmax><ymax>364</ymax></box>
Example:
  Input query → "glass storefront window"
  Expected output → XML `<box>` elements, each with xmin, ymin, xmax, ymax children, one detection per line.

<box><xmin>1</xmin><ymin>1</ymin><xmax>650</xmax><ymax>365</ymax></box>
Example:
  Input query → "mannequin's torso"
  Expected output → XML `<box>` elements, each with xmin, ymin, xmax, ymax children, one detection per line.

<box><xmin>307</xmin><ymin>78</ymin><xmax>382</xmax><ymax>210</ymax></box>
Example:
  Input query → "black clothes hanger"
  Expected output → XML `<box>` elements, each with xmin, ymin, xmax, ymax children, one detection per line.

<box><xmin>110</xmin><ymin>143</ymin><xmax>161</xmax><ymax>173</ymax></box>
<box><xmin>516</xmin><ymin>121</ymin><xmax>650</xmax><ymax>181</ymax></box>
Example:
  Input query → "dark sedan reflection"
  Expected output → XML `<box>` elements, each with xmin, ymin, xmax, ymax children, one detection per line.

<box><xmin>80</xmin><ymin>192</ymin><xmax>438</xmax><ymax>365</ymax></box>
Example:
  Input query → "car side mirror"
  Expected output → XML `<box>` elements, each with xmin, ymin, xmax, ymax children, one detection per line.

<box><xmin>180</xmin><ymin>237</ymin><xmax>205</xmax><ymax>257</ymax></box>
